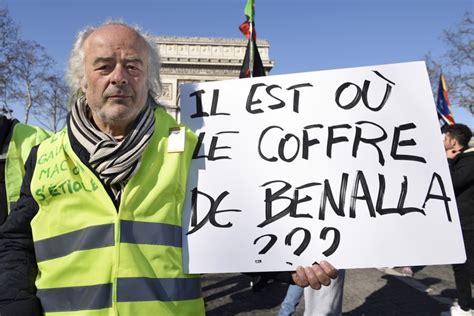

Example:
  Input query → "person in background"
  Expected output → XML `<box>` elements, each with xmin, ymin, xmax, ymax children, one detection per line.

<box><xmin>0</xmin><ymin>115</ymin><xmax>51</xmax><ymax>315</ymax></box>
<box><xmin>0</xmin><ymin>115</ymin><xmax>51</xmax><ymax>224</ymax></box>
<box><xmin>279</xmin><ymin>270</ymin><xmax>345</xmax><ymax>316</ymax></box>
<box><xmin>400</xmin><ymin>266</ymin><xmax>413</xmax><ymax>277</ymax></box>
<box><xmin>441</xmin><ymin>123</ymin><xmax>473</xmax><ymax>316</ymax></box>
<box><xmin>279</xmin><ymin>284</ymin><xmax>304</xmax><ymax>316</ymax></box>
<box><xmin>0</xmin><ymin>21</ymin><xmax>338</xmax><ymax>316</ymax></box>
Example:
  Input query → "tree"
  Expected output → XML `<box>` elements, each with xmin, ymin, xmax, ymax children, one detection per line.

<box><xmin>0</xmin><ymin>7</ymin><xmax>19</xmax><ymax>116</ymax></box>
<box><xmin>33</xmin><ymin>74</ymin><xmax>68</xmax><ymax>132</ymax></box>
<box><xmin>427</xmin><ymin>11</ymin><xmax>473</xmax><ymax>114</ymax></box>
<box><xmin>9</xmin><ymin>40</ymin><xmax>54</xmax><ymax>124</ymax></box>
<box><xmin>0</xmin><ymin>6</ymin><xmax>63</xmax><ymax>127</ymax></box>
<box><xmin>442</xmin><ymin>11</ymin><xmax>473</xmax><ymax>114</ymax></box>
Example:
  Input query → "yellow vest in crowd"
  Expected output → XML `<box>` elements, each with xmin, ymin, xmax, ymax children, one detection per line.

<box><xmin>30</xmin><ymin>108</ymin><xmax>204</xmax><ymax>316</ymax></box>
<box><xmin>5</xmin><ymin>122</ymin><xmax>51</xmax><ymax>213</ymax></box>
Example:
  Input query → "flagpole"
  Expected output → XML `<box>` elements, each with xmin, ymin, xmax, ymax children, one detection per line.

<box><xmin>249</xmin><ymin>5</ymin><xmax>254</xmax><ymax>77</ymax></box>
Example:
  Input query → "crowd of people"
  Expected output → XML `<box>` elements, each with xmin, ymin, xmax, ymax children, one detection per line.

<box><xmin>0</xmin><ymin>21</ymin><xmax>472</xmax><ymax>316</ymax></box>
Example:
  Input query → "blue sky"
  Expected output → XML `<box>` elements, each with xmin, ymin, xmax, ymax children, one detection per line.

<box><xmin>3</xmin><ymin>0</ymin><xmax>473</xmax><ymax>128</ymax></box>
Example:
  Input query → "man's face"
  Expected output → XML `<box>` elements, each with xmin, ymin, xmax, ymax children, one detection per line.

<box><xmin>443</xmin><ymin>132</ymin><xmax>456</xmax><ymax>151</ymax></box>
<box><xmin>81</xmin><ymin>24</ymin><xmax>149</xmax><ymax>133</ymax></box>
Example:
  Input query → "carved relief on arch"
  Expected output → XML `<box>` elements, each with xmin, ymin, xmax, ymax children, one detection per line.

<box><xmin>161</xmin><ymin>83</ymin><xmax>173</xmax><ymax>100</ymax></box>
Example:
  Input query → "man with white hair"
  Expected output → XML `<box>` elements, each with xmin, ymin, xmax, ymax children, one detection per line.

<box><xmin>0</xmin><ymin>22</ymin><xmax>337</xmax><ymax>315</ymax></box>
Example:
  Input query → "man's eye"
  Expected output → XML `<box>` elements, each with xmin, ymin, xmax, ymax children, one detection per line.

<box><xmin>128</xmin><ymin>65</ymin><xmax>140</xmax><ymax>72</ymax></box>
<box><xmin>96</xmin><ymin>65</ymin><xmax>111</xmax><ymax>72</ymax></box>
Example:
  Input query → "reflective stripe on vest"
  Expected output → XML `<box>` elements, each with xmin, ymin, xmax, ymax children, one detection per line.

<box><xmin>120</xmin><ymin>220</ymin><xmax>181</xmax><ymax>247</ymax></box>
<box><xmin>5</xmin><ymin>122</ymin><xmax>50</xmax><ymax>213</ymax></box>
<box><xmin>35</xmin><ymin>224</ymin><xmax>115</xmax><ymax>262</ymax></box>
<box><xmin>30</xmin><ymin>108</ymin><xmax>204</xmax><ymax>315</ymax></box>
<box><xmin>35</xmin><ymin>221</ymin><xmax>183</xmax><ymax>262</ymax></box>
<box><xmin>117</xmin><ymin>277</ymin><xmax>202</xmax><ymax>302</ymax></box>
<box><xmin>37</xmin><ymin>277</ymin><xmax>202</xmax><ymax>313</ymax></box>
<box><xmin>38</xmin><ymin>283</ymin><xmax>112</xmax><ymax>312</ymax></box>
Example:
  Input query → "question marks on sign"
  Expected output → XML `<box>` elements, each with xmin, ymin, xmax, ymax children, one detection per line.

<box><xmin>285</xmin><ymin>227</ymin><xmax>311</xmax><ymax>256</ymax></box>
<box><xmin>320</xmin><ymin>227</ymin><xmax>341</xmax><ymax>257</ymax></box>
<box><xmin>253</xmin><ymin>226</ymin><xmax>341</xmax><ymax>263</ymax></box>
<box><xmin>253</xmin><ymin>234</ymin><xmax>278</xmax><ymax>255</ymax></box>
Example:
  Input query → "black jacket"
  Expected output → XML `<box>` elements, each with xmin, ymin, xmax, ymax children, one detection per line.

<box><xmin>0</xmin><ymin>116</ymin><xmax>42</xmax><ymax>315</ymax></box>
<box><xmin>448</xmin><ymin>147</ymin><xmax>474</xmax><ymax>231</ymax></box>
<box><xmin>0</xmin><ymin>115</ymin><xmax>17</xmax><ymax>225</ymax></box>
<box><xmin>0</xmin><ymin>146</ymin><xmax>42</xmax><ymax>316</ymax></box>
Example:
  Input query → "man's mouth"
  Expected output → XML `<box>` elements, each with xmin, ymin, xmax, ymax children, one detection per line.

<box><xmin>108</xmin><ymin>95</ymin><xmax>130</xmax><ymax>99</ymax></box>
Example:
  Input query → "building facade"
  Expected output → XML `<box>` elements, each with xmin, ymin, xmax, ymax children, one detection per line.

<box><xmin>155</xmin><ymin>36</ymin><xmax>274</xmax><ymax>119</ymax></box>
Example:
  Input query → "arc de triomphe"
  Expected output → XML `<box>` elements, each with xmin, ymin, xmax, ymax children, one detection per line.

<box><xmin>155</xmin><ymin>36</ymin><xmax>274</xmax><ymax>119</ymax></box>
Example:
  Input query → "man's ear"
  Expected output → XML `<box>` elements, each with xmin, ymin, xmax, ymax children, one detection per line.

<box><xmin>80</xmin><ymin>77</ymin><xmax>87</xmax><ymax>93</ymax></box>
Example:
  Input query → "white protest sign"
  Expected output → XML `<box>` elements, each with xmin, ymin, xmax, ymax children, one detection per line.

<box><xmin>180</xmin><ymin>61</ymin><xmax>466</xmax><ymax>273</ymax></box>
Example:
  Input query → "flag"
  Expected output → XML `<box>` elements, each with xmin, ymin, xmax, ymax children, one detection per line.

<box><xmin>239</xmin><ymin>0</ymin><xmax>265</xmax><ymax>78</ymax></box>
<box><xmin>240</xmin><ymin>36</ymin><xmax>265</xmax><ymax>78</ymax></box>
<box><xmin>239</xmin><ymin>0</ymin><xmax>254</xmax><ymax>39</ymax></box>
<box><xmin>436</xmin><ymin>74</ymin><xmax>455</xmax><ymax>125</ymax></box>
<box><xmin>244</xmin><ymin>0</ymin><xmax>254</xmax><ymax>23</ymax></box>
<box><xmin>238</xmin><ymin>20</ymin><xmax>252</xmax><ymax>40</ymax></box>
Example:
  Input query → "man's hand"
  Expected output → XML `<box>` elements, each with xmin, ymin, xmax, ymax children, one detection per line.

<box><xmin>291</xmin><ymin>260</ymin><xmax>338</xmax><ymax>290</ymax></box>
<box><xmin>446</xmin><ymin>149</ymin><xmax>460</xmax><ymax>159</ymax></box>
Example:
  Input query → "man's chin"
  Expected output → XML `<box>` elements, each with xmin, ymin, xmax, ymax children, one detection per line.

<box><xmin>106</xmin><ymin>99</ymin><xmax>132</xmax><ymax>108</ymax></box>
<box><xmin>105</xmin><ymin>102</ymin><xmax>133</xmax><ymax>114</ymax></box>
<box><xmin>97</xmin><ymin>102</ymin><xmax>144</xmax><ymax>121</ymax></box>
<box><xmin>95</xmin><ymin>106</ymin><xmax>124</xmax><ymax>120</ymax></box>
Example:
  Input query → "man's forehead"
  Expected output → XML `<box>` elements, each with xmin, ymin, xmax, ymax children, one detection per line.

<box><xmin>84</xmin><ymin>24</ymin><xmax>148</xmax><ymax>55</ymax></box>
<box><xmin>89</xmin><ymin>24</ymin><xmax>140</xmax><ymax>39</ymax></box>
<box><xmin>444</xmin><ymin>132</ymin><xmax>454</xmax><ymax>140</ymax></box>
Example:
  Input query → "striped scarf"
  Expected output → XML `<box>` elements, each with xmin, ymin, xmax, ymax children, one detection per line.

<box><xmin>69</xmin><ymin>96</ymin><xmax>155</xmax><ymax>200</ymax></box>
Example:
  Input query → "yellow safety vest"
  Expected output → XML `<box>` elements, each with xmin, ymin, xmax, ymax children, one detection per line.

<box><xmin>30</xmin><ymin>108</ymin><xmax>204</xmax><ymax>316</ymax></box>
<box><xmin>5</xmin><ymin>121</ymin><xmax>50</xmax><ymax>213</ymax></box>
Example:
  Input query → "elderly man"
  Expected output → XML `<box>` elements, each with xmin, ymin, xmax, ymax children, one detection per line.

<box><xmin>0</xmin><ymin>22</ymin><xmax>337</xmax><ymax>315</ymax></box>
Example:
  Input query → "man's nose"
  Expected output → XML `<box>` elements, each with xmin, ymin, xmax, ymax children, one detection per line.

<box><xmin>110</xmin><ymin>66</ymin><xmax>128</xmax><ymax>85</ymax></box>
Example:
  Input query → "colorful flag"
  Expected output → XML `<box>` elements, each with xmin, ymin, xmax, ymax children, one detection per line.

<box><xmin>244</xmin><ymin>0</ymin><xmax>254</xmax><ymax>23</ymax></box>
<box><xmin>239</xmin><ymin>36</ymin><xmax>265</xmax><ymax>78</ymax></box>
<box><xmin>239</xmin><ymin>0</ymin><xmax>265</xmax><ymax>78</ymax></box>
<box><xmin>436</xmin><ymin>74</ymin><xmax>455</xmax><ymax>125</ymax></box>
<box><xmin>239</xmin><ymin>0</ymin><xmax>256</xmax><ymax>39</ymax></box>
<box><xmin>238</xmin><ymin>20</ymin><xmax>252</xmax><ymax>39</ymax></box>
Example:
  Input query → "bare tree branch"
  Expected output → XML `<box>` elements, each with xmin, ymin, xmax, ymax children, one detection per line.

<box><xmin>33</xmin><ymin>74</ymin><xmax>68</xmax><ymax>132</ymax></box>
<box><xmin>440</xmin><ymin>11</ymin><xmax>473</xmax><ymax>114</ymax></box>
<box><xmin>0</xmin><ymin>6</ymin><xmax>19</xmax><ymax>117</ymax></box>
<box><xmin>1</xmin><ymin>6</ymin><xmax>62</xmax><ymax>126</ymax></box>
<box><xmin>9</xmin><ymin>40</ymin><xmax>54</xmax><ymax>123</ymax></box>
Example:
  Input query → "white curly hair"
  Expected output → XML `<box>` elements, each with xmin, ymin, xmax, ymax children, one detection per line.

<box><xmin>66</xmin><ymin>20</ymin><xmax>162</xmax><ymax>107</ymax></box>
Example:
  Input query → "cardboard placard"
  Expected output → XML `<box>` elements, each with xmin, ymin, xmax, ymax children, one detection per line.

<box><xmin>180</xmin><ymin>61</ymin><xmax>466</xmax><ymax>273</ymax></box>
